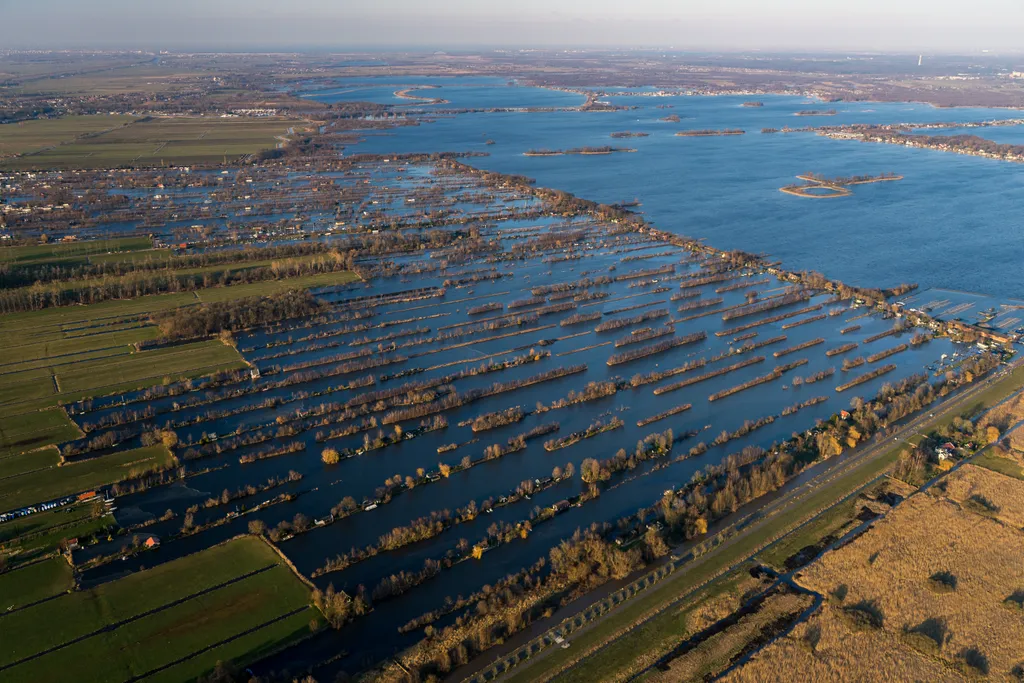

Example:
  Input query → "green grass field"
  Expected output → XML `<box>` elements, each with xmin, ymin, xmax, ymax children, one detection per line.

<box><xmin>756</xmin><ymin>497</ymin><xmax>859</xmax><ymax>571</ymax></box>
<box><xmin>0</xmin><ymin>115</ymin><xmax>135</xmax><ymax>157</ymax></box>
<box><xmin>0</xmin><ymin>237</ymin><xmax>153</xmax><ymax>266</ymax></box>
<box><xmin>1</xmin><ymin>116</ymin><xmax>305</xmax><ymax>170</ymax></box>
<box><xmin>0</xmin><ymin>557</ymin><xmax>74</xmax><ymax>610</ymax></box>
<box><xmin>0</xmin><ymin>293</ymin><xmax>196</xmax><ymax>348</ymax></box>
<box><xmin>0</xmin><ymin>445</ymin><xmax>61</xmax><ymax>479</ymax></box>
<box><xmin>0</xmin><ymin>338</ymin><xmax>245</xmax><ymax>414</ymax></box>
<box><xmin>972</xmin><ymin>449</ymin><xmax>1024</xmax><ymax>480</ymax></box>
<box><xmin>0</xmin><ymin>536</ymin><xmax>319</xmax><ymax>683</ymax></box>
<box><xmin>0</xmin><ymin>409</ymin><xmax>80</xmax><ymax>459</ymax></box>
<box><xmin>20</xmin><ymin>252</ymin><xmax>334</xmax><ymax>300</ymax></box>
<box><xmin>195</xmin><ymin>270</ymin><xmax>361</xmax><ymax>302</ymax></box>
<box><xmin>9</xmin><ymin>66</ymin><xmax>208</xmax><ymax>96</ymax></box>
<box><xmin>0</xmin><ymin>444</ymin><xmax>174</xmax><ymax>513</ymax></box>
<box><xmin>54</xmin><ymin>339</ymin><xmax>242</xmax><ymax>393</ymax></box>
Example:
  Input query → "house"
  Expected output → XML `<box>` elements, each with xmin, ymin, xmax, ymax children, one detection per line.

<box><xmin>551</xmin><ymin>500</ymin><xmax>570</xmax><ymax>513</ymax></box>
<box><xmin>839</xmin><ymin>410</ymin><xmax>851</xmax><ymax>420</ymax></box>
<box><xmin>935</xmin><ymin>443</ymin><xmax>956</xmax><ymax>463</ymax></box>
<box><xmin>144</xmin><ymin>536</ymin><xmax>160</xmax><ymax>549</ymax></box>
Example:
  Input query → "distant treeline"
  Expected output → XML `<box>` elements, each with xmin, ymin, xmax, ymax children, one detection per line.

<box><xmin>0</xmin><ymin>250</ymin><xmax>354</xmax><ymax>313</ymax></box>
<box><xmin>0</xmin><ymin>242</ymin><xmax>352</xmax><ymax>289</ymax></box>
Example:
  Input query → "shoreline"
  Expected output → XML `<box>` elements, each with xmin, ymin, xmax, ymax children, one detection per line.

<box><xmin>523</xmin><ymin>147</ymin><xmax>637</xmax><ymax>157</ymax></box>
<box><xmin>675</xmin><ymin>129</ymin><xmax>745</xmax><ymax>137</ymax></box>
<box><xmin>394</xmin><ymin>86</ymin><xmax>450</xmax><ymax>105</ymax></box>
<box><xmin>779</xmin><ymin>185</ymin><xmax>851</xmax><ymax>198</ymax></box>
<box><xmin>781</xmin><ymin>173</ymin><xmax>903</xmax><ymax>198</ymax></box>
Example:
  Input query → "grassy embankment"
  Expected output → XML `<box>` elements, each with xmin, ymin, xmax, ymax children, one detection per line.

<box><xmin>972</xmin><ymin>450</ymin><xmax>1024</xmax><ymax>479</ymax></box>
<box><xmin>505</xmin><ymin>362</ymin><xmax>1024</xmax><ymax>683</ymax></box>
<box><xmin>0</xmin><ymin>115</ymin><xmax>307</xmax><ymax>169</ymax></box>
<box><xmin>510</xmin><ymin>448</ymin><xmax>898</xmax><ymax>683</ymax></box>
<box><xmin>0</xmin><ymin>536</ymin><xmax>321</xmax><ymax>683</ymax></box>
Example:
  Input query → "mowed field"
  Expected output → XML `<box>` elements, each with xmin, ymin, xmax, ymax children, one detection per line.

<box><xmin>0</xmin><ymin>293</ymin><xmax>246</xmax><ymax>414</ymax></box>
<box><xmin>724</xmin><ymin>464</ymin><xmax>1024</xmax><ymax>681</ymax></box>
<box><xmin>0</xmin><ymin>536</ymin><xmax>321</xmax><ymax>683</ymax></box>
<box><xmin>0</xmin><ymin>236</ymin><xmax>160</xmax><ymax>270</ymax></box>
<box><xmin>0</xmin><ymin>115</ymin><xmax>134</xmax><ymax>157</ymax></box>
<box><xmin>0</xmin><ymin>116</ymin><xmax>308</xmax><ymax>169</ymax></box>
<box><xmin>0</xmin><ymin>557</ymin><xmax>74</xmax><ymax>611</ymax></box>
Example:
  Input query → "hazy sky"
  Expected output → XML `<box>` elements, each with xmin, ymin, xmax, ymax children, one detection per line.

<box><xmin>0</xmin><ymin>0</ymin><xmax>1020</xmax><ymax>52</ymax></box>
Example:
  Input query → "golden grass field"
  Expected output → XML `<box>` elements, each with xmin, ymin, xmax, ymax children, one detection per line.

<box><xmin>613</xmin><ymin>572</ymin><xmax>771</xmax><ymax>681</ymax></box>
<box><xmin>724</xmin><ymin>466</ymin><xmax>1024</xmax><ymax>681</ymax></box>
<box><xmin>985</xmin><ymin>393</ymin><xmax>1024</xmax><ymax>463</ymax></box>
<box><xmin>721</xmin><ymin>604</ymin><xmax>963</xmax><ymax>682</ymax></box>
<box><xmin>645</xmin><ymin>591</ymin><xmax>813</xmax><ymax>682</ymax></box>
<box><xmin>943</xmin><ymin>463</ymin><xmax>1024</xmax><ymax>528</ymax></box>
<box><xmin>981</xmin><ymin>393</ymin><xmax>1024</xmax><ymax>433</ymax></box>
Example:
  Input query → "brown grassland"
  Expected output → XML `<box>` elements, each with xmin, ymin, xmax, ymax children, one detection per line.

<box><xmin>980</xmin><ymin>392</ymin><xmax>1024</xmax><ymax>436</ymax></box>
<box><xmin>643</xmin><ymin>591</ymin><xmax>813</xmax><ymax>682</ymax></box>
<box><xmin>612</xmin><ymin>571</ymin><xmax>771</xmax><ymax>680</ymax></box>
<box><xmin>721</xmin><ymin>603</ymin><xmax>962</xmax><ymax>682</ymax></box>
<box><xmin>724</xmin><ymin>467</ymin><xmax>1024</xmax><ymax>681</ymax></box>
<box><xmin>942</xmin><ymin>463</ymin><xmax>1024</xmax><ymax>528</ymax></box>
<box><xmin>981</xmin><ymin>392</ymin><xmax>1024</xmax><ymax>463</ymax></box>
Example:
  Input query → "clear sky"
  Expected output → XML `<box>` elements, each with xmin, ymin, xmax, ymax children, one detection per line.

<box><xmin>0</xmin><ymin>0</ymin><xmax>1019</xmax><ymax>52</ymax></box>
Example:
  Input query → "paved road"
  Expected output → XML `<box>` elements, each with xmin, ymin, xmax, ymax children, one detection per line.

<box><xmin>454</xmin><ymin>359</ymin><xmax>1021</xmax><ymax>683</ymax></box>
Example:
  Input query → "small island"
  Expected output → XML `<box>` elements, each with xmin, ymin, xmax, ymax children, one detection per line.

<box><xmin>394</xmin><ymin>85</ymin><xmax>450</xmax><ymax>105</ymax></box>
<box><xmin>795</xmin><ymin>109</ymin><xmax>837</xmax><ymax>116</ymax></box>
<box><xmin>675</xmin><ymin>129</ymin><xmax>745</xmax><ymax>137</ymax></box>
<box><xmin>610</xmin><ymin>131</ymin><xmax>650</xmax><ymax>138</ymax></box>
<box><xmin>660</xmin><ymin>114</ymin><xmax>681</xmax><ymax>122</ymax></box>
<box><xmin>523</xmin><ymin>146</ymin><xmax>637</xmax><ymax>156</ymax></box>
<box><xmin>742</xmin><ymin>101</ymin><xmax>764</xmax><ymax>107</ymax></box>
<box><xmin>780</xmin><ymin>171</ymin><xmax>903</xmax><ymax>198</ymax></box>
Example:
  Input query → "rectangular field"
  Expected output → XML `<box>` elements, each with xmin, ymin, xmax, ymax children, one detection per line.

<box><xmin>0</xmin><ymin>557</ymin><xmax>74</xmax><ymax>611</ymax></box>
<box><xmin>1</xmin><ymin>116</ymin><xmax>306</xmax><ymax>169</ymax></box>
<box><xmin>0</xmin><ymin>536</ymin><xmax>319</xmax><ymax>683</ymax></box>
<box><xmin>0</xmin><ymin>115</ymin><xmax>134</xmax><ymax>158</ymax></box>
<box><xmin>0</xmin><ymin>445</ymin><xmax>174</xmax><ymax>513</ymax></box>
<box><xmin>0</xmin><ymin>236</ymin><xmax>154</xmax><ymax>266</ymax></box>
<box><xmin>0</xmin><ymin>409</ymin><xmax>80</xmax><ymax>459</ymax></box>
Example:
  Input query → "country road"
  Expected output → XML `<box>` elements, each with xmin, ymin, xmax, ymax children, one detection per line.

<box><xmin>452</xmin><ymin>357</ymin><xmax>1022</xmax><ymax>683</ymax></box>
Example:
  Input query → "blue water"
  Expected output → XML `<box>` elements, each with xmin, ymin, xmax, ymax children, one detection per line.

<box><xmin>327</xmin><ymin>94</ymin><xmax>1024</xmax><ymax>299</ymax></box>
<box><xmin>299</xmin><ymin>76</ymin><xmax>583</xmax><ymax>108</ymax></box>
